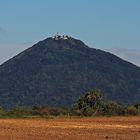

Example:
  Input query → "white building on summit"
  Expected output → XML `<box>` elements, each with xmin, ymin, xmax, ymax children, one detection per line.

<box><xmin>52</xmin><ymin>33</ymin><xmax>69</xmax><ymax>40</ymax></box>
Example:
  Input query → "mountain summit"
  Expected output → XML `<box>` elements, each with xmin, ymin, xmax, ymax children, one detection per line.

<box><xmin>0</xmin><ymin>35</ymin><xmax>140</xmax><ymax>108</ymax></box>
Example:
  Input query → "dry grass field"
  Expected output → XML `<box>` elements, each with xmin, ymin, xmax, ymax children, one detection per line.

<box><xmin>0</xmin><ymin>116</ymin><xmax>140</xmax><ymax>140</ymax></box>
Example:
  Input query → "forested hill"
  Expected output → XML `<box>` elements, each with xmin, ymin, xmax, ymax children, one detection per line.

<box><xmin>0</xmin><ymin>35</ymin><xmax>140</xmax><ymax>109</ymax></box>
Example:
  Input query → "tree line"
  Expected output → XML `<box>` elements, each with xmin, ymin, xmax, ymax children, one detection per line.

<box><xmin>0</xmin><ymin>89</ymin><xmax>140</xmax><ymax>118</ymax></box>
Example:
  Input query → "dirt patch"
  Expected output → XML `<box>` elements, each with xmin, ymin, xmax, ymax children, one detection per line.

<box><xmin>0</xmin><ymin>116</ymin><xmax>140</xmax><ymax>140</ymax></box>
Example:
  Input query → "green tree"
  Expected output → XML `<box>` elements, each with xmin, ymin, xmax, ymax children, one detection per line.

<box><xmin>77</xmin><ymin>89</ymin><xmax>103</xmax><ymax>116</ymax></box>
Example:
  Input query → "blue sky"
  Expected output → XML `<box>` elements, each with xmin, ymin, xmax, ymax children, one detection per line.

<box><xmin>0</xmin><ymin>0</ymin><xmax>140</xmax><ymax>65</ymax></box>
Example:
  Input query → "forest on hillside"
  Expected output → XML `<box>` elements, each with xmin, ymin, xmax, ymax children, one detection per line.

<box><xmin>0</xmin><ymin>89</ymin><xmax>140</xmax><ymax>118</ymax></box>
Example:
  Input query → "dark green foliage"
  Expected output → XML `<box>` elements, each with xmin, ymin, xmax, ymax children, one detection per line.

<box><xmin>8</xmin><ymin>106</ymin><xmax>34</xmax><ymax>116</ymax></box>
<box><xmin>0</xmin><ymin>94</ymin><xmax>139</xmax><ymax>118</ymax></box>
<box><xmin>77</xmin><ymin>89</ymin><xmax>103</xmax><ymax>116</ymax></box>
<box><xmin>134</xmin><ymin>103</ymin><xmax>140</xmax><ymax>110</ymax></box>
<box><xmin>127</xmin><ymin>106</ymin><xmax>139</xmax><ymax>115</ymax></box>
<box><xmin>0</xmin><ymin>106</ymin><xmax>5</xmax><ymax>115</ymax></box>
<box><xmin>0</xmin><ymin>37</ymin><xmax>140</xmax><ymax>109</ymax></box>
<box><xmin>0</xmin><ymin>106</ymin><xmax>65</xmax><ymax>118</ymax></box>
<box><xmin>31</xmin><ymin>106</ymin><xmax>70</xmax><ymax>116</ymax></box>
<box><xmin>101</xmin><ymin>101</ymin><xmax>127</xmax><ymax>115</ymax></box>
<box><xmin>75</xmin><ymin>89</ymin><xmax>140</xmax><ymax>116</ymax></box>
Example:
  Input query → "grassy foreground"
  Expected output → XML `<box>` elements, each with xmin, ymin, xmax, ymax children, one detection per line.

<box><xmin>0</xmin><ymin>116</ymin><xmax>140</xmax><ymax>140</ymax></box>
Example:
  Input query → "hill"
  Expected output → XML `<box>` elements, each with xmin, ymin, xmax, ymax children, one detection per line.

<box><xmin>0</xmin><ymin>35</ymin><xmax>140</xmax><ymax>108</ymax></box>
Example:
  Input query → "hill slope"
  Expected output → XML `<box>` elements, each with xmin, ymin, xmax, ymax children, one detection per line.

<box><xmin>0</xmin><ymin>35</ymin><xmax>140</xmax><ymax>108</ymax></box>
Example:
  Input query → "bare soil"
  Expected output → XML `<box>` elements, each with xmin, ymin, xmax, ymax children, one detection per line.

<box><xmin>0</xmin><ymin>116</ymin><xmax>140</xmax><ymax>140</ymax></box>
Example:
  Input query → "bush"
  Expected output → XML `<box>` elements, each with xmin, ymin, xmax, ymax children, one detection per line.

<box><xmin>8</xmin><ymin>106</ymin><xmax>33</xmax><ymax>116</ymax></box>
<box><xmin>0</xmin><ymin>106</ymin><xmax>5</xmax><ymax>115</ymax></box>
<box><xmin>101</xmin><ymin>101</ymin><xmax>126</xmax><ymax>116</ymax></box>
<box><xmin>127</xmin><ymin>106</ymin><xmax>139</xmax><ymax>115</ymax></box>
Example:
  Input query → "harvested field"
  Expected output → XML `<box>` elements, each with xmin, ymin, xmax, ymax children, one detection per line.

<box><xmin>0</xmin><ymin>117</ymin><xmax>140</xmax><ymax>140</ymax></box>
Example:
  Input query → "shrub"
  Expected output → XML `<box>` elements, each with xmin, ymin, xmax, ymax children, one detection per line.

<box><xmin>0</xmin><ymin>106</ymin><xmax>5</xmax><ymax>115</ymax></box>
<box><xmin>127</xmin><ymin>106</ymin><xmax>139</xmax><ymax>115</ymax></box>
<box><xmin>101</xmin><ymin>101</ymin><xmax>127</xmax><ymax>115</ymax></box>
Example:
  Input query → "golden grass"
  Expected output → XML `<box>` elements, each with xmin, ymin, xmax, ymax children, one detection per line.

<box><xmin>0</xmin><ymin>116</ymin><xmax>140</xmax><ymax>140</ymax></box>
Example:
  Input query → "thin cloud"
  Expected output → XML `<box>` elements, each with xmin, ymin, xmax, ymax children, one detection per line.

<box><xmin>103</xmin><ymin>48</ymin><xmax>140</xmax><ymax>66</ymax></box>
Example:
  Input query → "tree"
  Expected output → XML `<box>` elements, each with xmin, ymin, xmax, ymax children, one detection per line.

<box><xmin>77</xmin><ymin>89</ymin><xmax>103</xmax><ymax>116</ymax></box>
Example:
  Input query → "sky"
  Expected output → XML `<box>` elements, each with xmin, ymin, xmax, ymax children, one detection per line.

<box><xmin>0</xmin><ymin>0</ymin><xmax>140</xmax><ymax>65</ymax></box>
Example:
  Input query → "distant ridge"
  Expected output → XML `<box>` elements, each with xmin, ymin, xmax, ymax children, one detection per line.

<box><xmin>0</xmin><ymin>35</ymin><xmax>140</xmax><ymax>109</ymax></box>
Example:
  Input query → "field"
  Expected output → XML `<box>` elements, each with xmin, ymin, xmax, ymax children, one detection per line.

<box><xmin>0</xmin><ymin>117</ymin><xmax>140</xmax><ymax>140</ymax></box>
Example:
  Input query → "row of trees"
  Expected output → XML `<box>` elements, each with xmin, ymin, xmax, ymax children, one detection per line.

<box><xmin>75</xmin><ymin>89</ymin><xmax>140</xmax><ymax>116</ymax></box>
<box><xmin>0</xmin><ymin>89</ymin><xmax>140</xmax><ymax>117</ymax></box>
<box><xmin>0</xmin><ymin>106</ymin><xmax>69</xmax><ymax>118</ymax></box>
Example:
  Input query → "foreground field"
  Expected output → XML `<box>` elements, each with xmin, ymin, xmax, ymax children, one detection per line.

<box><xmin>0</xmin><ymin>117</ymin><xmax>140</xmax><ymax>140</ymax></box>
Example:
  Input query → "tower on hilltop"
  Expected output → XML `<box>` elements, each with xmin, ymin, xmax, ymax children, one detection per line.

<box><xmin>52</xmin><ymin>33</ymin><xmax>69</xmax><ymax>40</ymax></box>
